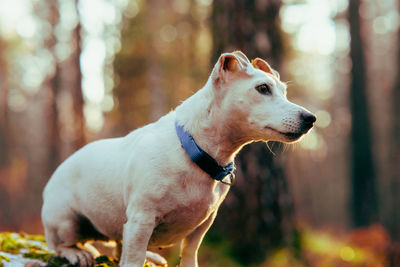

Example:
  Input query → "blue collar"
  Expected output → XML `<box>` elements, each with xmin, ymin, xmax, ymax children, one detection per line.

<box><xmin>175</xmin><ymin>120</ymin><xmax>236</xmax><ymax>185</ymax></box>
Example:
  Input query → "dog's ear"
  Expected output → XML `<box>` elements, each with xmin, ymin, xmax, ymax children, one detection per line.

<box><xmin>220</xmin><ymin>53</ymin><xmax>240</xmax><ymax>72</ymax></box>
<box><xmin>233</xmin><ymin>51</ymin><xmax>250</xmax><ymax>64</ymax></box>
<box><xmin>251</xmin><ymin>58</ymin><xmax>277</xmax><ymax>78</ymax></box>
<box><xmin>213</xmin><ymin>52</ymin><xmax>249</xmax><ymax>86</ymax></box>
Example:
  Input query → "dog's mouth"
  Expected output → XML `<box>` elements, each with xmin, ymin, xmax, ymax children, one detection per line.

<box><xmin>282</xmin><ymin>131</ymin><xmax>304</xmax><ymax>140</ymax></box>
<box><xmin>265</xmin><ymin>126</ymin><xmax>308</xmax><ymax>141</ymax></box>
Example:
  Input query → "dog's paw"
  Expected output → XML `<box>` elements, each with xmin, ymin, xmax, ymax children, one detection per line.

<box><xmin>57</xmin><ymin>247</ymin><xmax>94</xmax><ymax>267</ymax></box>
<box><xmin>146</xmin><ymin>251</ymin><xmax>167</xmax><ymax>266</ymax></box>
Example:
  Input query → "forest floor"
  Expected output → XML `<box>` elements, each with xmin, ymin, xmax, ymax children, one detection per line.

<box><xmin>0</xmin><ymin>226</ymin><xmax>393</xmax><ymax>267</ymax></box>
<box><xmin>0</xmin><ymin>232</ymin><xmax>159</xmax><ymax>267</ymax></box>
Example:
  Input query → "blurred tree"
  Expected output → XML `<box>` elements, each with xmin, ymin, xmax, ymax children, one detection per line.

<box><xmin>388</xmin><ymin>0</ymin><xmax>400</xmax><ymax>243</ymax></box>
<box><xmin>5</xmin><ymin>0</ymin><xmax>65</xmax><ymax>229</ymax></box>
<box><xmin>69</xmin><ymin>0</ymin><xmax>85</xmax><ymax>150</ymax></box>
<box><xmin>0</xmin><ymin>38</ymin><xmax>8</xmax><ymax>166</ymax></box>
<box><xmin>348</xmin><ymin>0</ymin><xmax>378</xmax><ymax>227</ymax></box>
<box><xmin>42</xmin><ymin>0</ymin><xmax>86</xmax><ymax>182</ymax></box>
<box><xmin>41</xmin><ymin>0</ymin><xmax>85</xmax><ymax>163</ymax></box>
<box><xmin>45</xmin><ymin>0</ymin><xmax>61</xmax><ymax>173</ymax></box>
<box><xmin>112</xmin><ymin>0</ymin><xmax>210</xmax><ymax>134</ymax></box>
<box><xmin>14</xmin><ymin>0</ymin><xmax>63</xmax><ymax>225</ymax></box>
<box><xmin>0</xmin><ymin>0</ymin><xmax>87</xmax><ymax>231</ymax></box>
<box><xmin>0</xmin><ymin>37</ymin><xmax>12</xmax><ymax>225</ymax></box>
<box><xmin>0</xmin><ymin>39</ymin><xmax>6</xmax><ymax>129</ymax></box>
<box><xmin>210</xmin><ymin>0</ymin><xmax>296</xmax><ymax>264</ymax></box>
<box><xmin>57</xmin><ymin>0</ymin><xmax>85</xmax><ymax>155</ymax></box>
<box><xmin>146</xmin><ymin>0</ymin><xmax>166</xmax><ymax>121</ymax></box>
<box><xmin>113</xmin><ymin>0</ymin><xmax>164</xmax><ymax>133</ymax></box>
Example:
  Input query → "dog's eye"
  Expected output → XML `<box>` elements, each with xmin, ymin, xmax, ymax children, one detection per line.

<box><xmin>255</xmin><ymin>84</ymin><xmax>272</xmax><ymax>95</ymax></box>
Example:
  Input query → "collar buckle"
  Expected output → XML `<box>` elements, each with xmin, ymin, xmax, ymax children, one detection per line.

<box><xmin>220</xmin><ymin>172</ymin><xmax>236</xmax><ymax>186</ymax></box>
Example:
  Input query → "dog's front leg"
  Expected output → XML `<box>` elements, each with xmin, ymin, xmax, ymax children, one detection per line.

<box><xmin>180</xmin><ymin>211</ymin><xmax>217</xmax><ymax>267</ymax></box>
<box><xmin>120</xmin><ymin>212</ymin><xmax>155</xmax><ymax>267</ymax></box>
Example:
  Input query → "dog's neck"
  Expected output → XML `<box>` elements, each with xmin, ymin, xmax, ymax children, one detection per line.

<box><xmin>175</xmin><ymin>81</ymin><xmax>251</xmax><ymax>166</ymax></box>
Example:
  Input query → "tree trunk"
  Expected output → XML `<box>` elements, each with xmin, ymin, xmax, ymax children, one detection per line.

<box><xmin>56</xmin><ymin>0</ymin><xmax>85</xmax><ymax>158</ymax></box>
<box><xmin>46</xmin><ymin>0</ymin><xmax>61</xmax><ymax>174</ymax></box>
<box><xmin>348</xmin><ymin>0</ymin><xmax>378</xmax><ymax>227</ymax></box>
<box><xmin>211</xmin><ymin>0</ymin><xmax>295</xmax><ymax>264</ymax></box>
<box><xmin>146</xmin><ymin>0</ymin><xmax>166</xmax><ymax>121</ymax></box>
<box><xmin>387</xmin><ymin>0</ymin><xmax>400</xmax><ymax>247</ymax></box>
<box><xmin>0</xmin><ymin>38</ymin><xmax>12</xmax><ymax>225</ymax></box>
<box><xmin>0</xmin><ymin>38</ymin><xmax>8</xmax><ymax>166</ymax></box>
<box><xmin>70</xmin><ymin>6</ymin><xmax>85</xmax><ymax>150</ymax></box>
<box><xmin>0</xmin><ymin>39</ymin><xmax>7</xmax><ymax>130</ymax></box>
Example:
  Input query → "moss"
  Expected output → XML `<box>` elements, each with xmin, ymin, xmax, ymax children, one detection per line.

<box><xmin>20</xmin><ymin>233</ymin><xmax>46</xmax><ymax>243</ymax></box>
<box><xmin>46</xmin><ymin>256</ymin><xmax>70</xmax><ymax>267</ymax></box>
<box><xmin>0</xmin><ymin>232</ymin><xmax>46</xmax><ymax>252</ymax></box>
<box><xmin>23</xmin><ymin>250</ymin><xmax>53</xmax><ymax>261</ymax></box>
<box><xmin>0</xmin><ymin>231</ymin><xmax>53</xmax><ymax>264</ymax></box>
<box><xmin>94</xmin><ymin>255</ymin><xmax>118</xmax><ymax>267</ymax></box>
<box><xmin>0</xmin><ymin>232</ymin><xmax>161</xmax><ymax>267</ymax></box>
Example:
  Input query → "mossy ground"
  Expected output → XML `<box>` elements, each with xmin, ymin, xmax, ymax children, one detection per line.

<box><xmin>0</xmin><ymin>233</ymin><xmax>155</xmax><ymax>267</ymax></box>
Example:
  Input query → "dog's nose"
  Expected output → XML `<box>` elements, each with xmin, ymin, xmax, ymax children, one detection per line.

<box><xmin>300</xmin><ymin>112</ymin><xmax>316</xmax><ymax>126</ymax></box>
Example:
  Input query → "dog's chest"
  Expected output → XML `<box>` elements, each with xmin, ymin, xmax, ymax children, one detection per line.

<box><xmin>148</xmin><ymin>183</ymin><xmax>228</xmax><ymax>247</ymax></box>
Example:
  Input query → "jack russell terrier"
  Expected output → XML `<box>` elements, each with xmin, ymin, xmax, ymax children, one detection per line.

<box><xmin>41</xmin><ymin>51</ymin><xmax>316</xmax><ymax>267</ymax></box>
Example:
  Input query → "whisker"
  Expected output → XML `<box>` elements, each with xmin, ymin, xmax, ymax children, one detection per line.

<box><xmin>265</xmin><ymin>142</ymin><xmax>276</xmax><ymax>156</ymax></box>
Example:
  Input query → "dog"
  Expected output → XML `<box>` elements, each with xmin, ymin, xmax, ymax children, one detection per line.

<box><xmin>41</xmin><ymin>51</ymin><xmax>316</xmax><ymax>267</ymax></box>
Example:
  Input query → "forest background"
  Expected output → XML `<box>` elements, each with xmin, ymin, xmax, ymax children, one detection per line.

<box><xmin>1</xmin><ymin>0</ymin><xmax>400</xmax><ymax>266</ymax></box>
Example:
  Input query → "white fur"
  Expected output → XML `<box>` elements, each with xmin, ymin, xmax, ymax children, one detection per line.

<box><xmin>41</xmin><ymin>51</ymin><xmax>315</xmax><ymax>267</ymax></box>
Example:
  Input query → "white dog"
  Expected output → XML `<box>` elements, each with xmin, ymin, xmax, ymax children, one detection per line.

<box><xmin>41</xmin><ymin>51</ymin><xmax>315</xmax><ymax>267</ymax></box>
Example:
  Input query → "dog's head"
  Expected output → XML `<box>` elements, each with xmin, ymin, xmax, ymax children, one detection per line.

<box><xmin>210</xmin><ymin>51</ymin><xmax>316</xmax><ymax>143</ymax></box>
